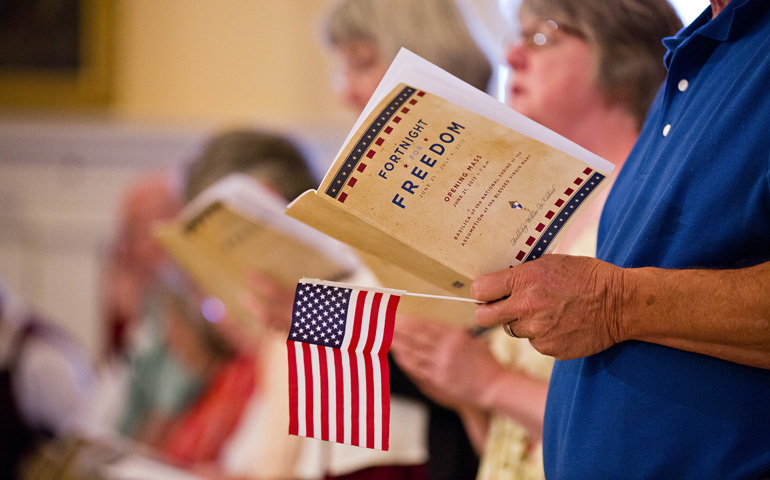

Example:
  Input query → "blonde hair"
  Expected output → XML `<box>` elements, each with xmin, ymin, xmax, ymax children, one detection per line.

<box><xmin>520</xmin><ymin>0</ymin><xmax>683</xmax><ymax>129</ymax></box>
<box><xmin>325</xmin><ymin>0</ymin><xmax>493</xmax><ymax>92</ymax></box>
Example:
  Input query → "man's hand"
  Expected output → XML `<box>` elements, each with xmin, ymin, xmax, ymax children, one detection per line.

<box><xmin>472</xmin><ymin>254</ymin><xmax>628</xmax><ymax>360</ymax></box>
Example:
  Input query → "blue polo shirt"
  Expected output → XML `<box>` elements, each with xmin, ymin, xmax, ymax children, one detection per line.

<box><xmin>544</xmin><ymin>1</ymin><xmax>770</xmax><ymax>478</ymax></box>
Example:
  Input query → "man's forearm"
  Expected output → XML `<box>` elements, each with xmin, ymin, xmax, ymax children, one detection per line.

<box><xmin>622</xmin><ymin>262</ymin><xmax>770</xmax><ymax>369</ymax></box>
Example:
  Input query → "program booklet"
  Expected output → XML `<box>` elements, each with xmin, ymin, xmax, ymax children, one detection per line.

<box><xmin>155</xmin><ymin>174</ymin><xmax>358</xmax><ymax>328</ymax></box>
<box><xmin>286</xmin><ymin>49</ymin><xmax>614</xmax><ymax>299</ymax></box>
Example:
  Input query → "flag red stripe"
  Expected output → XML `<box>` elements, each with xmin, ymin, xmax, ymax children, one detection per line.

<box><xmin>380</xmin><ymin>349</ymin><xmax>390</xmax><ymax>450</ymax></box>
<box><xmin>380</xmin><ymin>295</ymin><xmax>399</xmax><ymax>448</ymax></box>
<box><xmin>364</xmin><ymin>293</ymin><xmax>382</xmax><ymax>448</ymax></box>
<box><xmin>333</xmin><ymin>347</ymin><xmax>344</xmax><ymax>444</ymax></box>
<box><xmin>319</xmin><ymin>346</ymin><xmax>330</xmax><ymax>441</ymax></box>
<box><xmin>287</xmin><ymin>340</ymin><xmax>299</xmax><ymax>436</ymax></box>
<box><xmin>382</xmin><ymin>295</ymin><xmax>399</xmax><ymax>350</ymax></box>
<box><xmin>301</xmin><ymin>342</ymin><xmax>314</xmax><ymax>439</ymax></box>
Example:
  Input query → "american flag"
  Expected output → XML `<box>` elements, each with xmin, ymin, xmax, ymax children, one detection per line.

<box><xmin>287</xmin><ymin>279</ymin><xmax>401</xmax><ymax>450</ymax></box>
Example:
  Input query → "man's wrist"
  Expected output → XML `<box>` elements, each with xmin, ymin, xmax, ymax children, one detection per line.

<box><xmin>606</xmin><ymin>262</ymin><xmax>635</xmax><ymax>345</ymax></box>
<box><xmin>611</xmin><ymin>265</ymin><xmax>662</xmax><ymax>344</ymax></box>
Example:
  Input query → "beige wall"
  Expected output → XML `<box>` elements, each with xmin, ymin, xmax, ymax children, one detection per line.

<box><xmin>111</xmin><ymin>0</ymin><xmax>352</xmax><ymax>127</ymax></box>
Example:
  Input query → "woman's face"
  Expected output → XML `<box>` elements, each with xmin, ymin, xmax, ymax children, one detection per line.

<box><xmin>505</xmin><ymin>14</ymin><xmax>604</xmax><ymax>136</ymax></box>
<box><xmin>332</xmin><ymin>41</ymin><xmax>390</xmax><ymax>112</ymax></box>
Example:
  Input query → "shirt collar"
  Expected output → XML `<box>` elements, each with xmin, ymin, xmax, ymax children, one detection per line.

<box><xmin>663</xmin><ymin>0</ymin><xmax>764</xmax><ymax>67</ymax></box>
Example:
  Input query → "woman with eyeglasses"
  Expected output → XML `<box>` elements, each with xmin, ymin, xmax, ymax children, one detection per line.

<box><xmin>390</xmin><ymin>1</ymin><xmax>682</xmax><ymax>478</ymax></box>
<box><xmin>508</xmin><ymin>0</ymin><xmax>682</xmax><ymax>155</ymax></box>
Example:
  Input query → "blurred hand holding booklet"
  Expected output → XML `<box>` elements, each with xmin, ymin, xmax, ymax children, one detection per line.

<box><xmin>155</xmin><ymin>173</ymin><xmax>358</xmax><ymax>329</ymax></box>
<box><xmin>286</xmin><ymin>49</ymin><xmax>614</xmax><ymax>299</ymax></box>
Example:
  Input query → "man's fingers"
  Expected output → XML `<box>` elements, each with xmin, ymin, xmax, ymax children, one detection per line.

<box><xmin>474</xmin><ymin>295</ymin><xmax>519</xmax><ymax>328</ymax></box>
<box><xmin>471</xmin><ymin>267</ymin><xmax>518</xmax><ymax>303</ymax></box>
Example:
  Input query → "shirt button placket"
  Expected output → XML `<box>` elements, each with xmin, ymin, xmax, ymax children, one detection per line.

<box><xmin>663</xmin><ymin>78</ymin><xmax>689</xmax><ymax>136</ymax></box>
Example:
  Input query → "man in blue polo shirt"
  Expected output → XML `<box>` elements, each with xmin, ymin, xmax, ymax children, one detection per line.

<box><xmin>472</xmin><ymin>0</ymin><xmax>770</xmax><ymax>477</ymax></box>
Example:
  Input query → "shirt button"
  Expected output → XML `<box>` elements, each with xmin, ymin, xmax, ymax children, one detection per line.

<box><xmin>663</xmin><ymin>124</ymin><xmax>671</xmax><ymax>136</ymax></box>
<box><xmin>678</xmin><ymin>79</ymin><xmax>689</xmax><ymax>92</ymax></box>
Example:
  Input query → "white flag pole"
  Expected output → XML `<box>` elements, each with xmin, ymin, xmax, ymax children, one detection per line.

<box><xmin>401</xmin><ymin>292</ymin><xmax>480</xmax><ymax>304</ymax></box>
<box><xmin>299</xmin><ymin>278</ymin><xmax>481</xmax><ymax>304</ymax></box>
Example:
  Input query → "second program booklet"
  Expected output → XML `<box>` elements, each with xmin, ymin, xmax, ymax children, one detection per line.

<box><xmin>287</xmin><ymin>49</ymin><xmax>614</xmax><ymax>299</ymax></box>
<box><xmin>155</xmin><ymin>174</ymin><xmax>357</xmax><ymax>330</ymax></box>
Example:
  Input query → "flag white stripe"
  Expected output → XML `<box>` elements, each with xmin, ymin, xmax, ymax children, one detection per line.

<box><xmin>372</xmin><ymin>349</ymin><xmax>383</xmax><ymax>450</ymax></box>
<box><xmin>341</xmin><ymin>348</ymin><xmax>352</xmax><ymax>445</ymax></box>
<box><xmin>325</xmin><ymin>346</ymin><xmax>337</xmax><ymax>442</ymax></box>
<box><xmin>357</xmin><ymin>349</ymin><xmax>367</xmax><ymax>445</ymax></box>
<box><xmin>371</xmin><ymin>293</ymin><xmax>390</xmax><ymax>449</ymax></box>
<box><xmin>340</xmin><ymin>289</ymin><xmax>357</xmax><ymax>445</ymax></box>
<box><xmin>294</xmin><ymin>341</ymin><xmax>306</xmax><ymax>437</ymax></box>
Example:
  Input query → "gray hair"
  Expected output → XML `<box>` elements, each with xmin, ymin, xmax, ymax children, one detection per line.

<box><xmin>520</xmin><ymin>0</ymin><xmax>683</xmax><ymax>129</ymax></box>
<box><xmin>325</xmin><ymin>0</ymin><xmax>493</xmax><ymax>92</ymax></box>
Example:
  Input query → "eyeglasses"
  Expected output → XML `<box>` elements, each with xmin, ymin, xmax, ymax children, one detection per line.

<box><xmin>512</xmin><ymin>19</ymin><xmax>585</xmax><ymax>50</ymax></box>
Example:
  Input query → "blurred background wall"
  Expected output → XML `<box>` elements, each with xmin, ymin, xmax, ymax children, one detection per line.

<box><xmin>112</xmin><ymin>1</ymin><xmax>349</xmax><ymax>125</ymax></box>
<box><xmin>0</xmin><ymin>0</ymin><xmax>352</xmax><ymax>357</ymax></box>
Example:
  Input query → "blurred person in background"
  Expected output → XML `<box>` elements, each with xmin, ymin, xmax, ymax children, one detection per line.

<box><xmin>166</xmin><ymin>128</ymin><xmax>322</xmax><ymax>478</ymax></box>
<box><xmin>94</xmin><ymin>163</ymin><xmax>250</xmax><ymax>462</ymax></box>
<box><xmin>96</xmin><ymin>169</ymin><xmax>193</xmax><ymax>438</ymax></box>
<box><xmin>121</xmin><ymin>266</ymin><xmax>251</xmax><ymax>464</ymax></box>
<box><xmin>102</xmin><ymin>171</ymin><xmax>182</xmax><ymax>361</ymax></box>
<box><xmin>326</xmin><ymin>0</ymin><xmax>493</xmax><ymax>112</ymax></box>
<box><xmin>0</xmin><ymin>280</ymin><xmax>98</xmax><ymax>479</ymax></box>
<box><xmin>391</xmin><ymin>0</ymin><xmax>683</xmax><ymax>478</ymax></box>
<box><xmin>103</xmin><ymin>170</ymin><xmax>221</xmax><ymax>449</ymax></box>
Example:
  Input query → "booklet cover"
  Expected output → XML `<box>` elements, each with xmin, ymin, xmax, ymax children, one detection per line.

<box><xmin>286</xmin><ymin>49</ymin><xmax>614</xmax><ymax>299</ymax></box>
<box><xmin>155</xmin><ymin>174</ymin><xmax>358</xmax><ymax>328</ymax></box>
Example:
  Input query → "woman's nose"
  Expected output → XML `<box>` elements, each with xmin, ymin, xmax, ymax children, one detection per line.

<box><xmin>336</xmin><ymin>72</ymin><xmax>364</xmax><ymax>111</ymax></box>
<box><xmin>505</xmin><ymin>39</ymin><xmax>527</xmax><ymax>72</ymax></box>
